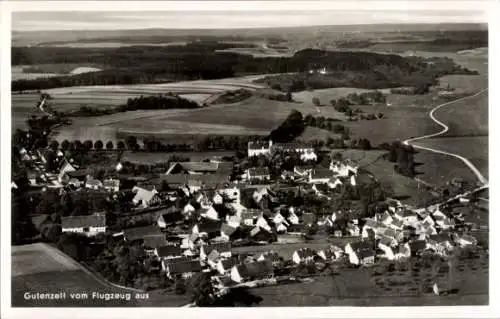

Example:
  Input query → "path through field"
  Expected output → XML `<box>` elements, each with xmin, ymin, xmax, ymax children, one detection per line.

<box><xmin>403</xmin><ymin>89</ymin><xmax>488</xmax><ymax>185</ymax></box>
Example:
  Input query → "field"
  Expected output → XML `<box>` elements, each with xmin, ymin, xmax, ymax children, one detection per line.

<box><xmin>413</xmin><ymin>137</ymin><xmax>488</xmax><ymax>183</ymax></box>
<box><xmin>11</xmin><ymin>243</ymin><xmax>190</xmax><ymax>307</ymax></box>
<box><xmin>121</xmin><ymin>150</ymin><xmax>236</xmax><ymax>164</ymax></box>
<box><xmin>251</xmin><ymin>254</ymin><xmax>488</xmax><ymax>306</ymax></box>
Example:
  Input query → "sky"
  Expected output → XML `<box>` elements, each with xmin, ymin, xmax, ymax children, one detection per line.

<box><xmin>12</xmin><ymin>5</ymin><xmax>488</xmax><ymax>31</ymax></box>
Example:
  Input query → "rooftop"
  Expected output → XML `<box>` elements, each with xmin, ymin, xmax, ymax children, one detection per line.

<box><xmin>61</xmin><ymin>213</ymin><xmax>106</xmax><ymax>229</ymax></box>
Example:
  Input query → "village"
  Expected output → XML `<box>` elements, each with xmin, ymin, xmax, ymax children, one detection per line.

<box><xmin>10</xmin><ymin>126</ymin><xmax>488</xmax><ymax>303</ymax></box>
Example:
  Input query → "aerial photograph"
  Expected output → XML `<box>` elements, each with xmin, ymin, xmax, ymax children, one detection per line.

<box><xmin>9</xmin><ymin>4</ymin><xmax>488</xmax><ymax>308</ymax></box>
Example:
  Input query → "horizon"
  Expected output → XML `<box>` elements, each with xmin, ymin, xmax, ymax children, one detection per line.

<box><xmin>12</xmin><ymin>9</ymin><xmax>487</xmax><ymax>32</ymax></box>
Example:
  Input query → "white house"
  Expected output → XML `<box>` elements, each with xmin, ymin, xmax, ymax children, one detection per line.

<box><xmin>216</xmin><ymin>257</ymin><xmax>239</xmax><ymax>275</ymax></box>
<box><xmin>309</xmin><ymin>169</ymin><xmax>332</xmax><ymax>184</ymax></box>
<box><xmin>61</xmin><ymin>214</ymin><xmax>106</xmax><ymax>236</ymax></box>
<box><xmin>183</xmin><ymin>203</ymin><xmax>196</xmax><ymax>216</ymax></box>
<box><xmin>300</xmin><ymin>150</ymin><xmax>318</xmax><ymax>162</ymax></box>
<box><xmin>395</xmin><ymin>243</ymin><xmax>412</xmax><ymax>260</ymax></box>
<box><xmin>287</xmin><ymin>208</ymin><xmax>300</xmax><ymax>225</ymax></box>
<box><xmin>456</xmin><ymin>234</ymin><xmax>477</xmax><ymax>247</ymax></box>
<box><xmin>256</xmin><ymin>216</ymin><xmax>271</xmax><ymax>232</ymax></box>
<box><xmin>85</xmin><ymin>177</ymin><xmax>103</xmax><ymax>190</ymax></box>
<box><xmin>248</xmin><ymin>140</ymin><xmax>272</xmax><ymax>157</ymax></box>
<box><xmin>230</xmin><ymin>260</ymin><xmax>274</xmax><ymax>283</ymax></box>
<box><xmin>378</xmin><ymin>237</ymin><xmax>397</xmax><ymax>260</ymax></box>
<box><xmin>345</xmin><ymin>242</ymin><xmax>375</xmax><ymax>266</ymax></box>
<box><xmin>200</xmin><ymin>206</ymin><xmax>219</xmax><ymax>220</ymax></box>
<box><xmin>328</xmin><ymin>178</ymin><xmax>343</xmax><ymax>189</ymax></box>
<box><xmin>132</xmin><ymin>186</ymin><xmax>161</xmax><ymax>208</ymax></box>
<box><xmin>276</xmin><ymin>222</ymin><xmax>288</xmax><ymax>233</ymax></box>
<box><xmin>103</xmin><ymin>178</ymin><xmax>120</xmax><ymax>192</ymax></box>
<box><xmin>218</xmin><ymin>187</ymin><xmax>241</xmax><ymax>205</ymax></box>
<box><xmin>292</xmin><ymin>248</ymin><xmax>316</xmax><ymax>264</ymax></box>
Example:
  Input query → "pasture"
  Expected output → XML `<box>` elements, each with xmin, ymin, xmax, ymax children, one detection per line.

<box><xmin>252</xmin><ymin>254</ymin><xmax>488</xmax><ymax>306</ymax></box>
<box><xmin>121</xmin><ymin>150</ymin><xmax>236</xmax><ymax>164</ymax></box>
<box><xmin>413</xmin><ymin>136</ymin><xmax>488</xmax><ymax>182</ymax></box>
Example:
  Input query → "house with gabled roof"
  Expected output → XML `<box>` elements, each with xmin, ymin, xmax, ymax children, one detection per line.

<box><xmin>166</xmin><ymin>161</ymin><xmax>220</xmax><ymax>175</ymax></box>
<box><xmin>287</xmin><ymin>208</ymin><xmax>300</xmax><ymax>225</ymax></box>
<box><xmin>85</xmin><ymin>177</ymin><xmax>103</xmax><ymax>190</ymax></box>
<box><xmin>199</xmin><ymin>206</ymin><xmax>219</xmax><ymax>221</ymax></box>
<box><xmin>345</xmin><ymin>241</ymin><xmax>375</xmax><ymax>265</ymax></box>
<box><xmin>250</xmin><ymin>226</ymin><xmax>273</xmax><ymax>243</ymax></box>
<box><xmin>57</xmin><ymin>159</ymin><xmax>77</xmax><ymax>184</ymax></box>
<box><xmin>293</xmin><ymin>165</ymin><xmax>314</xmax><ymax>178</ymax></box>
<box><xmin>409</xmin><ymin>240</ymin><xmax>428</xmax><ymax>257</ymax></box>
<box><xmin>378</xmin><ymin>236</ymin><xmax>398</xmax><ymax>260</ymax></box>
<box><xmin>230</xmin><ymin>260</ymin><xmax>274</xmax><ymax>283</ymax></box>
<box><xmin>257</xmin><ymin>251</ymin><xmax>283</xmax><ymax>268</ymax></box>
<box><xmin>143</xmin><ymin>235</ymin><xmax>168</xmax><ymax>255</ymax></box>
<box><xmin>132</xmin><ymin>186</ymin><xmax>162</xmax><ymax>208</ymax></box>
<box><xmin>200</xmin><ymin>242</ymin><xmax>232</xmax><ymax>261</ymax></box>
<box><xmin>220</xmin><ymin>223</ymin><xmax>238</xmax><ymax>241</ymax></box>
<box><xmin>308</xmin><ymin>168</ymin><xmax>332</xmax><ymax>184</ymax></box>
<box><xmin>192</xmin><ymin>219</ymin><xmax>222</xmax><ymax>239</ymax></box>
<box><xmin>216</xmin><ymin>256</ymin><xmax>240</xmax><ymax>275</ymax></box>
<box><xmin>103</xmin><ymin>178</ymin><xmax>120</xmax><ymax>192</ymax></box>
<box><xmin>61</xmin><ymin>213</ymin><xmax>106</xmax><ymax>236</ymax></box>
<box><xmin>395</xmin><ymin>243</ymin><xmax>411</xmax><ymax>260</ymax></box>
<box><xmin>123</xmin><ymin>225</ymin><xmax>163</xmax><ymax>242</ymax></box>
<box><xmin>157</xmin><ymin>210</ymin><xmax>184</xmax><ymax>228</ymax></box>
<box><xmin>248</xmin><ymin>140</ymin><xmax>272</xmax><ymax>158</ymax></box>
<box><xmin>163</xmin><ymin>259</ymin><xmax>202</xmax><ymax>279</ymax></box>
<box><xmin>245</xmin><ymin>167</ymin><xmax>270</xmax><ymax>181</ymax></box>
<box><xmin>241</xmin><ymin>209</ymin><xmax>263</xmax><ymax>226</ymax></box>
<box><xmin>292</xmin><ymin>248</ymin><xmax>316</xmax><ymax>264</ymax></box>
<box><xmin>455</xmin><ymin>234</ymin><xmax>477</xmax><ymax>247</ymax></box>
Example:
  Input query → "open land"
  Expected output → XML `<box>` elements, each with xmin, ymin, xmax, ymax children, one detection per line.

<box><xmin>12</xmin><ymin>243</ymin><xmax>190</xmax><ymax>307</ymax></box>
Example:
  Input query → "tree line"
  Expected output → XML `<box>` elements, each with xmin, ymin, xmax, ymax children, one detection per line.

<box><xmin>381</xmin><ymin>141</ymin><xmax>417</xmax><ymax>178</ymax></box>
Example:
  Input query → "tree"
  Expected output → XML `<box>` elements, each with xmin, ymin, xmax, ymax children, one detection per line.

<box><xmin>190</xmin><ymin>273</ymin><xmax>215</xmax><ymax>306</ymax></box>
<box><xmin>106</xmin><ymin>141</ymin><xmax>114</xmax><ymax>150</ymax></box>
<box><xmin>286</xmin><ymin>91</ymin><xmax>293</xmax><ymax>102</ymax></box>
<box><xmin>126</xmin><ymin>136</ymin><xmax>139</xmax><ymax>151</ymax></box>
<box><xmin>94</xmin><ymin>140</ymin><xmax>104</xmax><ymax>151</ymax></box>
<box><xmin>83</xmin><ymin>140</ymin><xmax>93</xmax><ymax>152</ymax></box>
<box><xmin>61</xmin><ymin>140</ymin><xmax>70</xmax><ymax>151</ymax></box>
<box><xmin>49</xmin><ymin>140</ymin><xmax>59</xmax><ymax>151</ymax></box>
<box><xmin>312</xmin><ymin>97</ymin><xmax>321</xmax><ymax>106</ymax></box>
<box><xmin>117</xmin><ymin>141</ymin><xmax>126</xmax><ymax>150</ymax></box>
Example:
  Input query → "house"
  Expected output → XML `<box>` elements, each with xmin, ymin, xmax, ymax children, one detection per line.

<box><xmin>192</xmin><ymin>219</ymin><xmax>223</xmax><ymax>239</ymax></box>
<box><xmin>61</xmin><ymin>213</ymin><xmax>106</xmax><ymax>236</ymax></box>
<box><xmin>287</xmin><ymin>208</ymin><xmax>300</xmax><ymax>225</ymax></box>
<box><xmin>250</xmin><ymin>226</ymin><xmax>273</xmax><ymax>243</ymax></box>
<box><xmin>216</xmin><ymin>257</ymin><xmax>240</xmax><ymax>275</ymax></box>
<box><xmin>248</xmin><ymin>140</ymin><xmax>272</xmax><ymax>157</ymax></box>
<box><xmin>200</xmin><ymin>206</ymin><xmax>219</xmax><ymax>221</ymax></box>
<box><xmin>241</xmin><ymin>209</ymin><xmax>263</xmax><ymax>226</ymax></box>
<box><xmin>292</xmin><ymin>248</ymin><xmax>316</xmax><ymax>264</ymax></box>
<box><xmin>183</xmin><ymin>203</ymin><xmax>196</xmax><ymax>216</ymax></box>
<box><xmin>308</xmin><ymin>169</ymin><xmax>332</xmax><ymax>184</ymax></box>
<box><xmin>281</xmin><ymin>170</ymin><xmax>295</xmax><ymax>181</ymax></box>
<box><xmin>380</xmin><ymin>212</ymin><xmax>393</xmax><ymax>225</ymax></box>
<box><xmin>85</xmin><ymin>177</ymin><xmax>103</xmax><ymax>190</ymax></box>
<box><xmin>312</xmin><ymin>183</ymin><xmax>330</xmax><ymax>197</ymax></box>
<box><xmin>395</xmin><ymin>210</ymin><xmax>419</xmax><ymax>225</ymax></box>
<box><xmin>226</xmin><ymin>214</ymin><xmax>242</xmax><ymax>228</ymax></box>
<box><xmin>456</xmin><ymin>234</ymin><xmax>477</xmax><ymax>247</ymax></box>
<box><xmin>57</xmin><ymin>159</ymin><xmax>77</xmax><ymax>183</ymax></box>
<box><xmin>300</xmin><ymin>150</ymin><xmax>318</xmax><ymax>162</ymax></box>
<box><xmin>230</xmin><ymin>260</ymin><xmax>274</xmax><ymax>283</ymax></box>
<box><xmin>389</xmin><ymin>219</ymin><xmax>404</xmax><ymax>230</ymax></box>
<box><xmin>329</xmin><ymin>161</ymin><xmax>358</xmax><ymax>177</ymax></box>
<box><xmin>256</xmin><ymin>216</ymin><xmax>271</xmax><ymax>231</ymax></box>
<box><xmin>165</xmin><ymin>161</ymin><xmax>219</xmax><ymax>175</ymax></box>
<box><xmin>228</xmin><ymin>202</ymin><xmax>247</xmax><ymax>217</ymax></box>
<box><xmin>245</xmin><ymin>167</ymin><xmax>270</xmax><ymax>181</ymax></box>
<box><xmin>103</xmin><ymin>178</ymin><xmax>120</xmax><ymax>192</ymax></box>
<box><xmin>378</xmin><ymin>236</ymin><xmax>397</xmax><ymax>260</ymax></box>
<box><xmin>157</xmin><ymin>211</ymin><xmax>184</xmax><ymax>228</ymax></box>
<box><xmin>395</xmin><ymin>243</ymin><xmax>412</xmax><ymax>260</ymax></box>
<box><xmin>143</xmin><ymin>235</ymin><xmax>168</xmax><ymax>254</ymax></box>
<box><xmin>272</xmin><ymin>211</ymin><xmax>287</xmax><ymax>226</ymax></box>
<box><xmin>220</xmin><ymin>223</ymin><xmax>238</xmax><ymax>241</ymax></box>
<box><xmin>218</xmin><ymin>187</ymin><xmax>241</xmax><ymax>204</ymax></box>
<box><xmin>132</xmin><ymin>186</ymin><xmax>162</xmax><ymax>208</ymax></box>
<box><xmin>294</xmin><ymin>165</ymin><xmax>313</xmax><ymax>178</ymax></box>
<box><xmin>273</xmin><ymin>142</ymin><xmax>314</xmax><ymax>154</ymax></box>
<box><xmin>163</xmin><ymin>259</ymin><xmax>202</xmax><ymax>279</ymax></box>
<box><xmin>123</xmin><ymin>225</ymin><xmax>163</xmax><ymax>243</ymax></box>
<box><xmin>301</xmin><ymin>213</ymin><xmax>315</xmax><ymax>227</ymax></box>
<box><xmin>347</xmin><ymin>223</ymin><xmax>360</xmax><ymax>237</ymax></box>
<box><xmin>409</xmin><ymin>240</ymin><xmax>428</xmax><ymax>256</ymax></box>
<box><xmin>345</xmin><ymin>241</ymin><xmax>375</xmax><ymax>265</ymax></box>
<box><xmin>257</xmin><ymin>251</ymin><xmax>283</xmax><ymax>268</ymax></box>
<box><xmin>200</xmin><ymin>242</ymin><xmax>232</xmax><ymax>260</ymax></box>
<box><xmin>328</xmin><ymin>178</ymin><xmax>343</xmax><ymax>190</ymax></box>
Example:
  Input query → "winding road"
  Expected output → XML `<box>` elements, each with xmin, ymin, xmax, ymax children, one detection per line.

<box><xmin>403</xmin><ymin>89</ymin><xmax>489</xmax><ymax>186</ymax></box>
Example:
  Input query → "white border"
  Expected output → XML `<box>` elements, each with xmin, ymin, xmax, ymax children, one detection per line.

<box><xmin>1</xmin><ymin>1</ymin><xmax>498</xmax><ymax>319</ymax></box>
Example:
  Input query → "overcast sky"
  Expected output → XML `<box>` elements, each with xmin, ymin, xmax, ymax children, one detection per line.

<box><xmin>12</xmin><ymin>7</ymin><xmax>487</xmax><ymax>31</ymax></box>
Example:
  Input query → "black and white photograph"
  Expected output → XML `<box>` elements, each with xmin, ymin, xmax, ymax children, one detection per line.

<box><xmin>1</xmin><ymin>0</ymin><xmax>497</xmax><ymax>316</ymax></box>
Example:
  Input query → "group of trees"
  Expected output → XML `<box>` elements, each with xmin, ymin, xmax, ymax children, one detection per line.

<box><xmin>269</xmin><ymin>109</ymin><xmax>305</xmax><ymax>143</ymax></box>
<box><xmin>381</xmin><ymin>141</ymin><xmax>417</xmax><ymax>178</ymax></box>
<box><xmin>304</xmin><ymin>114</ymin><xmax>349</xmax><ymax>138</ymax></box>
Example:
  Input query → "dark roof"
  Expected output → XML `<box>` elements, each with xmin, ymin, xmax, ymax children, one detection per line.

<box><xmin>196</xmin><ymin>219</ymin><xmax>223</xmax><ymax>233</ymax></box>
<box><xmin>311</xmin><ymin>168</ymin><xmax>332</xmax><ymax>180</ymax></box>
<box><xmin>248</xmin><ymin>141</ymin><xmax>271</xmax><ymax>150</ymax></box>
<box><xmin>61</xmin><ymin>214</ymin><xmax>106</xmax><ymax>229</ymax></box>
<box><xmin>295</xmin><ymin>248</ymin><xmax>316</xmax><ymax>259</ymax></box>
<box><xmin>160</xmin><ymin>211</ymin><xmax>184</xmax><ymax>225</ymax></box>
<box><xmin>301</xmin><ymin>213</ymin><xmax>315</xmax><ymax>225</ymax></box>
<box><xmin>166</xmin><ymin>259</ymin><xmax>202</xmax><ymax>274</ymax></box>
<box><xmin>409</xmin><ymin>240</ymin><xmax>427</xmax><ymax>252</ymax></box>
<box><xmin>274</xmin><ymin>142</ymin><xmax>313</xmax><ymax>150</ymax></box>
<box><xmin>123</xmin><ymin>225</ymin><xmax>162</xmax><ymax>241</ymax></box>
<box><xmin>248</xmin><ymin>167</ymin><xmax>270</xmax><ymax>176</ymax></box>
<box><xmin>202</xmin><ymin>242</ymin><xmax>231</xmax><ymax>255</ymax></box>
<box><xmin>358</xmin><ymin>248</ymin><xmax>375</xmax><ymax>259</ymax></box>
<box><xmin>221</xmin><ymin>223</ymin><xmax>238</xmax><ymax>236</ymax></box>
<box><xmin>162</xmin><ymin>174</ymin><xmax>230</xmax><ymax>188</ymax></box>
<box><xmin>235</xmin><ymin>260</ymin><xmax>273</xmax><ymax>278</ymax></box>
<box><xmin>220</xmin><ymin>257</ymin><xmax>239</xmax><ymax>270</ymax></box>
<box><xmin>349</xmin><ymin>241</ymin><xmax>373</xmax><ymax>252</ymax></box>
<box><xmin>314</xmin><ymin>183</ymin><xmax>329</xmax><ymax>193</ymax></box>
<box><xmin>241</xmin><ymin>209</ymin><xmax>263</xmax><ymax>220</ymax></box>
<box><xmin>179</xmin><ymin>162</ymin><xmax>219</xmax><ymax>172</ymax></box>
<box><xmin>67</xmin><ymin>170</ymin><xmax>89</xmax><ymax>178</ymax></box>
<box><xmin>142</xmin><ymin>235</ymin><xmax>167</xmax><ymax>249</ymax></box>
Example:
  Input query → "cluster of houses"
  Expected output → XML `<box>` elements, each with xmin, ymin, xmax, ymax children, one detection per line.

<box><xmin>16</xmin><ymin>140</ymin><xmax>480</xmax><ymax>291</ymax></box>
<box><xmin>247</xmin><ymin>140</ymin><xmax>317</xmax><ymax>162</ymax></box>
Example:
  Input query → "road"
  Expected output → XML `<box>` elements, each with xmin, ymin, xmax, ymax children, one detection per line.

<box><xmin>403</xmin><ymin>89</ymin><xmax>488</xmax><ymax>185</ymax></box>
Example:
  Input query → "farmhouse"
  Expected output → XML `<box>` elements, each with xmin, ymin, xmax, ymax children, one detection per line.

<box><xmin>216</xmin><ymin>257</ymin><xmax>240</xmax><ymax>275</ymax></box>
<box><xmin>292</xmin><ymin>248</ymin><xmax>316</xmax><ymax>264</ymax></box>
<box><xmin>345</xmin><ymin>241</ymin><xmax>375</xmax><ymax>265</ymax></box>
<box><xmin>245</xmin><ymin>167</ymin><xmax>271</xmax><ymax>181</ymax></box>
<box><xmin>300</xmin><ymin>150</ymin><xmax>318</xmax><ymax>162</ymax></box>
<box><xmin>163</xmin><ymin>259</ymin><xmax>202</xmax><ymax>279</ymax></box>
<box><xmin>230</xmin><ymin>260</ymin><xmax>274</xmax><ymax>283</ymax></box>
<box><xmin>200</xmin><ymin>242</ymin><xmax>232</xmax><ymax>260</ymax></box>
<box><xmin>248</xmin><ymin>140</ymin><xmax>272</xmax><ymax>157</ymax></box>
<box><xmin>192</xmin><ymin>219</ymin><xmax>223</xmax><ymax>238</ymax></box>
<box><xmin>166</xmin><ymin>161</ymin><xmax>219</xmax><ymax>175</ymax></box>
<box><xmin>61</xmin><ymin>213</ymin><xmax>106</xmax><ymax>236</ymax></box>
